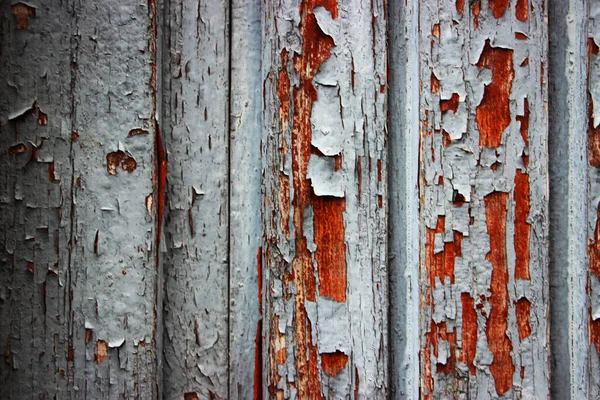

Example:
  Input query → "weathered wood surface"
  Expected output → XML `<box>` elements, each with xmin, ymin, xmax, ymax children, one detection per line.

<box><xmin>418</xmin><ymin>1</ymin><xmax>549</xmax><ymax>398</ymax></box>
<box><xmin>161</xmin><ymin>0</ymin><xmax>230</xmax><ymax>398</ymax></box>
<box><xmin>1</xmin><ymin>1</ymin><xmax>162</xmax><ymax>398</ymax></box>
<box><xmin>5</xmin><ymin>0</ymin><xmax>600</xmax><ymax>399</ymax></box>
<box><xmin>261</xmin><ymin>0</ymin><xmax>388</xmax><ymax>397</ymax></box>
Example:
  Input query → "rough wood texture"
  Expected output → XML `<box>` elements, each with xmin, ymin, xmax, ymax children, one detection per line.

<box><xmin>161</xmin><ymin>0</ymin><xmax>230</xmax><ymax>398</ymax></box>
<box><xmin>588</xmin><ymin>1</ymin><xmax>600</xmax><ymax>397</ymax></box>
<box><xmin>548</xmin><ymin>0</ymin><xmax>591</xmax><ymax>399</ymax></box>
<box><xmin>388</xmin><ymin>0</ymin><xmax>421</xmax><ymax>398</ymax></box>
<box><xmin>1</xmin><ymin>1</ymin><xmax>162</xmax><ymax>398</ymax></box>
<box><xmin>262</xmin><ymin>0</ymin><xmax>388</xmax><ymax>397</ymax></box>
<box><xmin>228</xmin><ymin>0</ymin><xmax>263</xmax><ymax>398</ymax></box>
<box><xmin>418</xmin><ymin>1</ymin><xmax>549</xmax><ymax>398</ymax></box>
<box><xmin>0</xmin><ymin>1</ymin><xmax>73</xmax><ymax>397</ymax></box>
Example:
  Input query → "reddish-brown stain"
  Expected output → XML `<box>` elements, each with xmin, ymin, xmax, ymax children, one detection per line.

<box><xmin>588</xmin><ymin>206</ymin><xmax>600</xmax><ymax>355</ymax></box>
<box><xmin>476</xmin><ymin>41</ymin><xmax>514</xmax><ymax>148</ymax></box>
<box><xmin>472</xmin><ymin>0</ymin><xmax>481</xmax><ymax>29</ymax></box>
<box><xmin>516</xmin><ymin>0</ymin><xmax>529</xmax><ymax>21</ymax></box>
<box><xmin>514</xmin><ymin>170</ymin><xmax>531</xmax><ymax>280</ymax></box>
<box><xmin>488</xmin><ymin>0</ymin><xmax>509</xmax><ymax>19</ymax></box>
<box><xmin>11</xmin><ymin>3</ymin><xmax>35</xmax><ymax>30</ymax></box>
<box><xmin>184</xmin><ymin>393</ymin><xmax>199</xmax><ymax>400</ymax></box>
<box><xmin>128</xmin><ymin>128</ymin><xmax>149</xmax><ymax>136</ymax></box>
<box><xmin>515</xmin><ymin>298</ymin><xmax>532</xmax><ymax>340</ymax></box>
<box><xmin>440</xmin><ymin>93</ymin><xmax>460</xmax><ymax>114</ymax></box>
<box><xmin>254</xmin><ymin>320</ymin><xmax>263</xmax><ymax>400</ymax></box>
<box><xmin>27</xmin><ymin>262</ymin><xmax>34</xmax><ymax>274</ymax></box>
<box><xmin>484</xmin><ymin>192</ymin><xmax>515</xmax><ymax>396</ymax></box>
<box><xmin>321</xmin><ymin>351</ymin><xmax>349</xmax><ymax>377</ymax></box>
<box><xmin>95</xmin><ymin>340</ymin><xmax>108</xmax><ymax>364</ymax></box>
<box><xmin>456</xmin><ymin>0</ymin><xmax>465</xmax><ymax>17</ymax></box>
<box><xmin>461</xmin><ymin>293</ymin><xmax>478</xmax><ymax>375</ymax></box>
<box><xmin>71</xmin><ymin>132</ymin><xmax>80</xmax><ymax>142</ymax></box>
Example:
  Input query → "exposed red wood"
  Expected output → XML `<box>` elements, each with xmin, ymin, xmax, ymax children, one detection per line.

<box><xmin>515</xmin><ymin>32</ymin><xmax>528</xmax><ymax>40</ymax></box>
<box><xmin>472</xmin><ymin>0</ymin><xmax>481</xmax><ymax>29</ymax></box>
<box><xmin>456</xmin><ymin>0</ymin><xmax>465</xmax><ymax>17</ymax></box>
<box><xmin>48</xmin><ymin>162</ymin><xmax>55</xmax><ymax>182</ymax></box>
<box><xmin>426</xmin><ymin>216</ymin><xmax>446</xmax><ymax>287</ymax></box>
<box><xmin>440</xmin><ymin>93</ymin><xmax>460</xmax><ymax>114</ymax></box>
<box><xmin>432</xmin><ymin>24</ymin><xmax>440</xmax><ymax>39</ymax></box>
<box><xmin>435</xmin><ymin>322</ymin><xmax>457</xmax><ymax>375</ymax></box>
<box><xmin>184</xmin><ymin>393</ymin><xmax>199</xmax><ymax>400</ymax></box>
<box><xmin>488</xmin><ymin>0</ymin><xmax>508</xmax><ymax>19</ymax></box>
<box><xmin>588</xmin><ymin>39</ymin><xmax>600</xmax><ymax>166</ymax></box>
<box><xmin>461</xmin><ymin>293</ymin><xmax>477</xmax><ymax>375</ymax></box>
<box><xmin>254</xmin><ymin>320</ymin><xmax>263</xmax><ymax>400</ymax></box>
<box><xmin>476</xmin><ymin>41</ymin><xmax>514</xmax><ymax>148</ymax></box>
<box><xmin>431</xmin><ymin>73</ymin><xmax>440</xmax><ymax>94</ymax></box>
<box><xmin>313</xmin><ymin>196</ymin><xmax>347</xmax><ymax>301</ymax></box>
<box><xmin>279</xmin><ymin>173</ymin><xmax>291</xmax><ymax>239</ymax></box>
<box><xmin>11</xmin><ymin>3</ymin><xmax>35</xmax><ymax>30</ymax></box>
<box><xmin>484</xmin><ymin>192</ymin><xmax>515</xmax><ymax>396</ymax></box>
<box><xmin>515</xmin><ymin>298</ymin><xmax>532</xmax><ymax>340</ymax></box>
<box><xmin>128</xmin><ymin>128</ymin><xmax>149</xmax><ymax>136</ymax></box>
<box><xmin>516</xmin><ymin>0</ymin><xmax>529</xmax><ymax>21</ymax></box>
<box><xmin>257</xmin><ymin>247</ymin><xmax>263</xmax><ymax>313</ymax></box>
<box><xmin>517</xmin><ymin>99</ymin><xmax>530</xmax><ymax>147</ymax></box>
<box><xmin>514</xmin><ymin>170</ymin><xmax>531</xmax><ymax>280</ymax></box>
<box><xmin>154</xmin><ymin>124</ymin><xmax>167</xmax><ymax>251</ymax></box>
<box><xmin>588</xmin><ymin>206</ymin><xmax>600</xmax><ymax>355</ymax></box>
<box><xmin>321</xmin><ymin>351</ymin><xmax>349</xmax><ymax>377</ymax></box>
<box><xmin>354</xmin><ymin>367</ymin><xmax>359</xmax><ymax>399</ymax></box>
<box><xmin>95</xmin><ymin>340</ymin><xmax>108</xmax><ymax>364</ymax></box>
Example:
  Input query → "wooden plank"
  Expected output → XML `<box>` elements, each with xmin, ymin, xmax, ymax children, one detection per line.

<box><xmin>548</xmin><ymin>0</ymin><xmax>591</xmax><ymax>398</ymax></box>
<box><xmin>418</xmin><ymin>1</ymin><xmax>549</xmax><ymax>397</ymax></box>
<box><xmin>0</xmin><ymin>1</ymin><xmax>74</xmax><ymax>397</ymax></box>
<box><xmin>262</xmin><ymin>0</ymin><xmax>388</xmax><ymax>397</ymax></box>
<box><xmin>228</xmin><ymin>0</ymin><xmax>263</xmax><ymax>398</ymax></box>
<box><xmin>388</xmin><ymin>0</ymin><xmax>421</xmax><ymax>398</ymax></box>
<box><xmin>586</xmin><ymin>1</ymin><xmax>600</xmax><ymax>396</ymax></box>
<box><xmin>161</xmin><ymin>0</ymin><xmax>231</xmax><ymax>398</ymax></box>
<box><xmin>68</xmin><ymin>0</ymin><xmax>161</xmax><ymax>397</ymax></box>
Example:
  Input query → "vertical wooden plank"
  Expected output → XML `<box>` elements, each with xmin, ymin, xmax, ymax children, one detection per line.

<box><xmin>68</xmin><ymin>0</ymin><xmax>161</xmax><ymax>397</ymax></box>
<box><xmin>262</xmin><ymin>0</ymin><xmax>388</xmax><ymax>397</ymax></box>
<box><xmin>587</xmin><ymin>1</ymin><xmax>600</xmax><ymax>396</ymax></box>
<box><xmin>0</xmin><ymin>1</ymin><xmax>73</xmax><ymax>397</ymax></box>
<box><xmin>228</xmin><ymin>0</ymin><xmax>263</xmax><ymax>398</ymax></box>
<box><xmin>162</xmin><ymin>0</ymin><xmax>230</xmax><ymax>398</ymax></box>
<box><xmin>388</xmin><ymin>0</ymin><xmax>421</xmax><ymax>398</ymax></box>
<box><xmin>419</xmin><ymin>0</ymin><xmax>549</xmax><ymax>397</ymax></box>
<box><xmin>548</xmin><ymin>0</ymin><xmax>590</xmax><ymax>398</ymax></box>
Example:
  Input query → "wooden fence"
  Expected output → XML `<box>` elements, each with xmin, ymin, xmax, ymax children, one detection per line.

<box><xmin>0</xmin><ymin>0</ymin><xmax>599</xmax><ymax>398</ymax></box>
